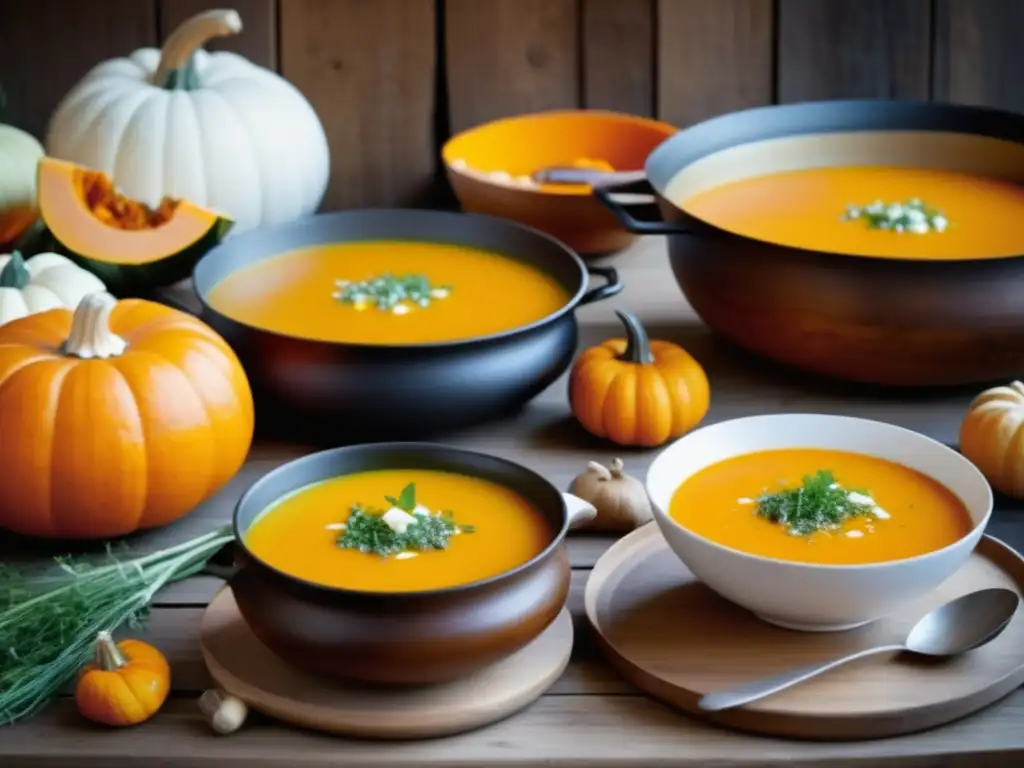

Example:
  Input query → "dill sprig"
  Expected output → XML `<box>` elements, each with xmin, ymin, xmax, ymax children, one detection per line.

<box><xmin>0</xmin><ymin>525</ymin><xmax>234</xmax><ymax>725</ymax></box>
<box><xmin>755</xmin><ymin>470</ymin><xmax>872</xmax><ymax>537</ymax></box>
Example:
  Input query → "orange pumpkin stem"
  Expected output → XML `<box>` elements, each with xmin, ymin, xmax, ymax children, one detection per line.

<box><xmin>614</xmin><ymin>310</ymin><xmax>654</xmax><ymax>365</ymax></box>
<box><xmin>63</xmin><ymin>292</ymin><xmax>127</xmax><ymax>359</ymax></box>
<box><xmin>95</xmin><ymin>631</ymin><xmax>127</xmax><ymax>672</ymax></box>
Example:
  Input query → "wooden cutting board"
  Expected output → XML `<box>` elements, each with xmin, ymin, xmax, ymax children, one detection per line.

<box><xmin>585</xmin><ymin>523</ymin><xmax>1024</xmax><ymax>740</ymax></box>
<box><xmin>200</xmin><ymin>587</ymin><xmax>573</xmax><ymax>739</ymax></box>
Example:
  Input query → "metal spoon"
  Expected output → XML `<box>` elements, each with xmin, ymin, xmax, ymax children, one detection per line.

<box><xmin>698</xmin><ymin>587</ymin><xmax>1021</xmax><ymax>712</ymax></box>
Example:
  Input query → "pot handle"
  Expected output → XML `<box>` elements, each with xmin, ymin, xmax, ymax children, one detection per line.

<box><xmin>202</xmin><ymin>541</ymin><xmax>238</xmax><ymax>581</ymax></box>
<box><xmin>579</xmin><ymin>265</ymin><xmax>623</xmax><ymax>305</ymax></box>
<box><xmin>562</xmin><ymin>493</ymin><xmax>598</xmax><ymax>529</ymax></box>
<box><xmin>594</xmin><ymin>178</ymin><xmax>693</xmax><ymax>236</ymax></box>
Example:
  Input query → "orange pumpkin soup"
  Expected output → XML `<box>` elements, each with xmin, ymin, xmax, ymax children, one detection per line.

<box><xmin>206</xmin><ymin>240</ymin><xmax>569</xmax><ymax>345</ymax></box>
<box><xmin>245</xmin><ymin>468</ymin><xmax>553</xmax><ymax>592</ymax></box>
<box><xmin>679</xmin><ymin>166</ymin><xmax>1024</xmax><ymax>260</ymax></box>
<box><xmin>669</xmin><ymin>448</ymin><xmax>972</xmax><ymax>565</ymax></box>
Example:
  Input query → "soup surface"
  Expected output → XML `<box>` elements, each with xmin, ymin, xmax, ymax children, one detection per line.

<box><xmin>206</xmin><ymin>240</ymin><xmax>570</xmax><ymax>344</ymax></box>
<box><xmin>669</xmin><ymin>448</ymin><xmax>973</xmax><ymax>565</ymax></box>
<box><xmin>679</xmin><ymin>166</ymin><xmax>1024</xmax><ymax>259</ymax></box>
<box><xmin>245</xmin><ymin>468</ymin><xmax>554</xmax><ymax>592</ymax></box>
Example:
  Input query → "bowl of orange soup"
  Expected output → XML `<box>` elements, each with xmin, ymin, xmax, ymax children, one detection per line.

<box><xmin>645</xmin><ymin>414</ymin><xmax>993</xmax><ymax>632</ymax></box>
<box><xmin>193</xmin><ymin>209</ymin><xmax>620</xmax><ymax>438</ymax></box>
<box><xmin>442</xmin><ymin>110</ymin><xmax>677</xmax><ymax>255</ymax></box>
<box><xmin>226</xmin><ymin>442</ymin><xmax>596</xmax><ymax>685</ymax></box>
<box><xmin>594</xmin><ymin>100</ymin><xmax>1024</xmax><ymax>386</ymax></box>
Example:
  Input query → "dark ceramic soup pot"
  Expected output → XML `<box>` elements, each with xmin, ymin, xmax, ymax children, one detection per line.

<box><xmin>227</xmin><ymin>442</ymin><xmax>596</xmax><ymax>686</ymax></box>
<box><xmin>595</xmin><ymin>99</ymin><xmax>1024</xmax><ymax>387</ymax></box>
<box><xmin>192</xmin><ymin>209</ymin><xmax>621</xmax><ymax>439</ymax></box>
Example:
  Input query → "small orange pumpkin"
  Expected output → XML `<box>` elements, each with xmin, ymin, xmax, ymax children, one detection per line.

<box><xmin>0</xmin><ymin>291</ymin><xmax>254</xmax><ymax>539</ymax></box>
<box><xmin>76</xmin><ymin>632</ymin><xmax>171</xmax><ymax>726</ymax></box>
<box><xmin>569</xmin><ymin>310</ymin><xmax>709</xmax><ymax>447</ymax></box>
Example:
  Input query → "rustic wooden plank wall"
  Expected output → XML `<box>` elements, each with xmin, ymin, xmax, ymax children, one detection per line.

<box><xmin>0</xmin><ymin>0</ymin><xmax>1022</xmax><ymax>210</ymax></box>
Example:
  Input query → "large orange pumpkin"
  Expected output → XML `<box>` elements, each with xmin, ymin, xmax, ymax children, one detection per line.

<box><xmin>569</xmin><ymin>310</ymin><xmax>709</xmax><ymax>447</ymax></box>
<box><xmin>0</xmin><ymin>291</ymin><xmax>253</xmax><ymax>538</ymax></box>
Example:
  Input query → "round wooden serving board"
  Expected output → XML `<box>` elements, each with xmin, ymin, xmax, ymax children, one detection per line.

<box><xmin>585</xmin><ymin>523</ymin><xmax>1024</xmax><ymax>740</ymax></box>
<box><xmin>200</xmin><ymin>587</ymin><xmax>573</xmax><ymax>739</ymax></box>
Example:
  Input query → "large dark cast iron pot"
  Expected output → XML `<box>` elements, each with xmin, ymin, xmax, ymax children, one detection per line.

<box><xmin>192</xmin><ymin>210</ymin><xmax>621</xmax><ymax>437</ymax></box>
<box><xmin>595</xmin><ymin>99</ymin><xmax>1024</xmax><ymax>387</ymax></box>
<box><xmin>225</xmin><ymin>442</ymin><xmax>596</xmax><ymax>685</ymax></box>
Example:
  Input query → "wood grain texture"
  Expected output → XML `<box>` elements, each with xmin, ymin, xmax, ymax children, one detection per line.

<box><xmin>587</xmin><ymin>525</ymin><xmax>1024</xmax><ymax>740</ymax></box>
<box><xmin>777</xmin><ymin>0</ymin><xmax>932</xmax><ymax>102</ymax></box>
<box><xmin>279</xmin><ymin>0</ymin><xmax>436</xmax><ymax>208</ymax></box>
<box><xmin>933</xmin><ymin>0</ymin><xmax>1024</xmax><ymax>111</ymax></box>
<box><xmin>7</xmin><ymin>692</ymin><xmax>1024</xmax><ymax>766</ymax></box>
<box><xmin>581</xmin><ymin>0</ymin><xmax>655</xmax><ymax>116</ymax></box>
<box><xmin>445</xmin><ymin>0</ymin><xmax>580</xmax><ymax>133</ymax></box>
<box><xmin>656</xmin><ymin>0</ymin><xmax>774</xmax><ymax>127</ymax></box>
<box><xmin>158</xmin><ymin>0</ymin><xmax>277</xmax><ymax>68</ymax></box>
<box><xmin>0</xmin><ymin>0</ymin><xmax>157</xmax><ymax>140</ymax></box>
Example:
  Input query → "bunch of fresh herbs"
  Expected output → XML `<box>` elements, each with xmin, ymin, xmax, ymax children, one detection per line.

<box><xmin>0</xmin><ymin>525</ymin><xmax>234</xmax><ymax>725</ymax></box>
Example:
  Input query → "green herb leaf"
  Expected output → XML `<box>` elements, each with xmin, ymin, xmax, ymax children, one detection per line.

<box><xmin>396</xmin><ymin>482</ymin><xmax>416</xmax><ymax>512</ymax></box>
<box><xmin>755</xmin><ymin>470</ymin><xmax>875</xmax><ymax>537</ymax></box>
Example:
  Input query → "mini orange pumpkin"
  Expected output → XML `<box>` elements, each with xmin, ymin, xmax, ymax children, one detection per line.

<box><xmin>0</xmin><ymin>291</ymin><xmax>254</xmax><ymax>539</ymax></box>
<box><xmin>569</xmin><ymin>310</ymin><xmax>709</xmax><ymax>447</ymax></box>
<box><xmin>76</xmin><ymin>631</ymin><xmax>171</xmax><ymax>727</ymax></box>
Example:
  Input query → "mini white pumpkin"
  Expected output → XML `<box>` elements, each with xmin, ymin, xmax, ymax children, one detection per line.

<box><xmin>44</xmin><ymin>9</ymin><xmax>329</xmax><ymax>235</ymax></box>
<box><xmin>0</xmin><ymin>251</ymin><xmax>107</xmax><ymax>325</ymax></box>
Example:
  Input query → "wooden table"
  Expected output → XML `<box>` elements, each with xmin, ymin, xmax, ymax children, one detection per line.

<box><xmin>4</xmin><ymin>237</ymin><xmax>1024</xmax><ymax>767</ymax></box>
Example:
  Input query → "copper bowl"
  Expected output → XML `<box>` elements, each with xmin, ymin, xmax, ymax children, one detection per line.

<box><xmin>226</xmin><ymin>442</ymin><xmax>595</xmax><ymax>686</ymax></box>
<box><xmin>442</xmin><ymin>110</ymin><xmax>677</xmax><ymax>255</ymax></box>
<box><xmin>595</xmin><ymin>99</ymin><xmax>1024</xmax><ymax>387</ymax></box>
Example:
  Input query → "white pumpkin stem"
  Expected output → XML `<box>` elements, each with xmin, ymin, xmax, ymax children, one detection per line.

<box><xmin>63</xmin><ymin>292</ymin><xmax>127</xmax><ymax>359</ymax></box>
<box><xmin>153</xmin><ymin>9</ymin><xmax>243</xmax><ymax>84</ymax></box>
<box><xmin>587</xmin><ymin>461</ymin><xmax>612</xmax><ymax>481</ymax></box>
<box><xmin>95</xmin><ymin>631</ymin><xmax>127</xmax><ymax>671</ymax></box>
<box><xmin>609</xmin><ymin>458</ymin><xmax>625</xmax><ymax>479</ymax></box>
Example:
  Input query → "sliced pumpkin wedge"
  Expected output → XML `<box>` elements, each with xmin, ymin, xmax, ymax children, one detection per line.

<box><xmin>37</xmin><ymin>157</ymin><xmax>233</xmax><ymax>295</ymax></box>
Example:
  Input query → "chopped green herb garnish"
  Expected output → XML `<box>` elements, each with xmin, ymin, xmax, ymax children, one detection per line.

<box><xmin>335</xmin><ymin>482</ymin><xmax>474</xmax><ymax>558</ymax></box>
<box><xmin>333</xmin><ymin>273</ymin><xmax>452</xmax><ymax>313</ymax></box>
<box><xmin>841</xmin><ymin>198</ymin><xmax>948</xmax><ymax>234</ymax></box>
<box><xmin>755</xmin><ymin>470</ymin><xmax>880</xmax><ymax>537</ymax></box>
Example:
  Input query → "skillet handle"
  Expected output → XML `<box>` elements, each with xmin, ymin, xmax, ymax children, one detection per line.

<box><xmin>579</xmin><ymin>265</ymin><xmax>623</xmax><ymax>305</ymax></box>
<box><xmin>594</xmin><ymin>178</ymin><xmax>692</xmax><ymax>236</ymax></box>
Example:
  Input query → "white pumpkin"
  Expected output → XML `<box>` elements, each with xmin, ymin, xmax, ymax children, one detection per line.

<box><xmin>0</xmin><ymin>251</ymin><xmax>107</xmax><ymax>325</ymax></box>
<box><xmin>0</xmin><ymin>122</ymin><xmax>44</xmax><ymax>245</ymax></box>
<box><xmin>44</xmin><ymin>9</ymin><xmax>330</xmax><ymax>235</ymax></box>
<box><xmin>960</xmin><ymin>381</ymin><xmax>1024</xmax><ymax>498</ymax></box>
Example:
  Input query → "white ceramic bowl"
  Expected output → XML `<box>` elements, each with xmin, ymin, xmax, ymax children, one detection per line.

<box><xmin>646</xmin><ymin>414</ymin><xmax>993</xmax><ymax>631</ymax></box>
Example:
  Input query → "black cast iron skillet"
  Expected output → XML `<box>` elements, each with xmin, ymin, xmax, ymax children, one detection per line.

<box><xmin>192</xmin><ymin>209</ymin><xmax>621</xmax><ymax>439</ymax></box>
<box><xmin>594</xmin><ymin>99</ymin><xmax>1024</xmax><ymax>387</ymax></box>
